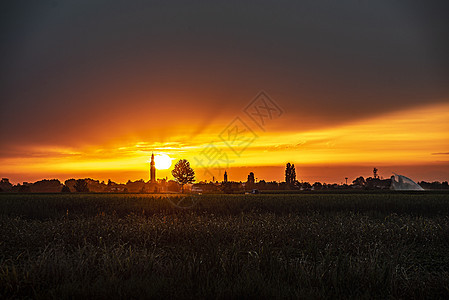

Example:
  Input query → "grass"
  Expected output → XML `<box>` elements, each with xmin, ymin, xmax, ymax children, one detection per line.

<box><xmin>1</xmin><ymin>193</ymin><xmax>449</xmax><ymax>299</ymax></box>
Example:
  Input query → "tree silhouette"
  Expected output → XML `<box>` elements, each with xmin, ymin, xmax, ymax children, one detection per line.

<box><xmin>18</xmin><ymin>184</ymin><xmax>31</xmax><ymax>193</ymax></box>
<box><xmin>352</xmin><ymin>176</ymin><xmax>366</xmax><ymax>187</ymax></box>
<box><xmin>74</xmin><ymin>179</ymin><xmax>89</xmax><ymax>192</ymax></box>
<box><xmin>61</xmin><ymin>185</ymin><xmax>71</xmax><ymax>193</ymax></box>
<box><xmin>247</xmin><ymin>172</ymin><xmax>255</xmax><ymax>184</ymax></box>
<box><xmin>373</xmin><ymin>167</ymin><xmax>378</xmax><ymax>179</ymax></box>
<box><xmin>312</xmin><ymin>182</ymin><xmax>322</xmax><ymax>190</ymax></box>
<box><xmin>285</xmin><ymin>163</ymin><xmax>296</xmax><ymax>184</ymax></box>
<box><xmin>171</xmin><ymin>159</ymin><xmax>195</xmax><ymax>193</ymax></box>
<box><xmin>285</xmin><ymin>163</ymin><xmax>291</xmax><ymax>183</ymax></box>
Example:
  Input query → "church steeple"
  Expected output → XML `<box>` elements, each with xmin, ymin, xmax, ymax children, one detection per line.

<box><xmin>150</xmin><ymin>152</ymin><xmax>156</xmax><ymax>183</ymax></box>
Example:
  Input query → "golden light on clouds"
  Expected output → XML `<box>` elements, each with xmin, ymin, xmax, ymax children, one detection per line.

<box><xmin>1</xmin><ymin>102</ymin><xmax>448</xmax><ymax>183</ymax></box>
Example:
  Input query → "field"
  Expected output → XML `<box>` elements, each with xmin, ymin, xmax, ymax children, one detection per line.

<box><xmin>1</xmin><ymin>192</ymin><xmax>449</xmax><ymax>299</ymax></box>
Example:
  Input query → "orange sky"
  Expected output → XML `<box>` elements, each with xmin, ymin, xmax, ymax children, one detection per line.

<box><xmin>1</xmin><ymin>2</ymin><xmax>448</xmax><ymax>185</ymax></box>
<box><xmin>2</xmin><ymin>102</ymin><xmax>448</xmax><ymax>184</ymax></box>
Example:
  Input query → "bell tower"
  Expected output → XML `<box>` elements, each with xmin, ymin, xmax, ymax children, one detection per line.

<box><xmin>150</xmin><ymin>153</ymin><xmax>156</xmax><ymax>183</ymax></box>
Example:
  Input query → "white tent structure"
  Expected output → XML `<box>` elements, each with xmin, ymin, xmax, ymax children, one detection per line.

<box><xmin>390</xmin><ymin>173</ymin><xmax>424</xmax><ymax>191</ymax></box>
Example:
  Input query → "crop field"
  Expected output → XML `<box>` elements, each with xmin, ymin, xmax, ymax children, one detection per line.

<box><xmin>1</xmin><ymin>192</ymin><xmax>449</xmax><ymax>299</ymax></box>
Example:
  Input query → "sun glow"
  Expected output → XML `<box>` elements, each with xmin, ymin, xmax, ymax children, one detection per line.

<box><xmin>154</xmin><ymin>154</ymin><xmax>172</xmax><ymax>170</ymax></box>
<box><xmin>1</xmin><ymin>103</ymin><xmax>448</xmax><ymax>184</ymax></box>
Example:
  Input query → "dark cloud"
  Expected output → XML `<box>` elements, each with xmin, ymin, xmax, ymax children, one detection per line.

<box><xmin>1</xmin><ymin>0</ymin><xmax>448</xmax><ymax>148</ymax></box>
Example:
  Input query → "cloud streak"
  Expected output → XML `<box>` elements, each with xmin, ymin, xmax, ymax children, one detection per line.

<box><xmin>0</xmin><ymin>0</ymin><xmax>448</xmax><ymax>182</ymax></box>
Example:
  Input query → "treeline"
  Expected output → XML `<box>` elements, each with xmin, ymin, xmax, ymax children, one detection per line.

<box><xmin>0</xmin><ymin>178</ymin><xmax>183</xmax><ymax>193</ymax></box>
<box><xmin>193</xmin><ymin>176</ymin><xmax>449</xmax><ymax>193</ymax></box>
<box><xmin>1</xmin><ymin>176</ymin><xmax>448</xmax><ymax>193</ymax></box>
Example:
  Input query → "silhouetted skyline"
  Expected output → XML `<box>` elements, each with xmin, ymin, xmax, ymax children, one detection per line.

<box><xmin>1</xmin><ymin>1</ymin><xmax>448</xmax><ymax>183</ymax></box>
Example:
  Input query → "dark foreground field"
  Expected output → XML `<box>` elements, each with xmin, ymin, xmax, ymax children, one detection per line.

<box><xmin>1</xmin><ymin>193</ymin><xmax>449</xmax><ymax>299</ymax></box>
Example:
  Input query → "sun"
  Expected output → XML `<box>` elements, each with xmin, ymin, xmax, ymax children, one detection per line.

<box><xmin>154</xmin><ymin>153</ymin><xmax>172</xmax><ymax>170</ymax></box>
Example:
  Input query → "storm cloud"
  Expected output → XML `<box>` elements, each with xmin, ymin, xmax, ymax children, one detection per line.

<box><xmin>1</xmin><ymin>0</ymin><xmax>448</xmax><ymax>149</ymax></box>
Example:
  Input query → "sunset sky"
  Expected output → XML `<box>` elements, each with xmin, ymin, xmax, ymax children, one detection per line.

<box><xmin>1</xmin><ymin>0</ymin><xmax>448</xmax><ymax>184</ymax></box>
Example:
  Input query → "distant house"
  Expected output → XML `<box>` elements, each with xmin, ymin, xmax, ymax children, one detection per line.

<box><xmin>192</xmin><ymin>182</ymin><xmax>220</xmax><ymax>193</ymax></box>
<box><xmin>103</xmin><ymin>181</ymin><xmax>126</xmax><ymax>193</ymax></box>
<box><xmin>221</xmin><ymin>181</ymin><xmax>244</xmax><ymax>193</ymax></box>
<box><xmin>108</xmin><ymin>186</ymin><xmax>126</xmax><ymax>192</ymax></box>
<box><xmin>191</xmin><ymin>185</ymin><xmax>203</xmax><ymax>193</ymax></box>
<box><xmin>125</xmin><ymin>180</ymin><xmax>147</xmax><ymax>193</ymax></box>
<box><xmin>365</xmin><ymin>177</ymin><xmax>391</xmax><ymax>190</ymax></box>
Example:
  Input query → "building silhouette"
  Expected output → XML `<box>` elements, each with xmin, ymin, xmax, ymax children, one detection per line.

<box><xmin>150</xmin><ymin>153</ymin><xmax>156</xmax><ymax>183</ymax></box>
<box><xmin>224</xmin><ymin>171</ymin><xmax>228</xmax><ymax>183</ymax></box>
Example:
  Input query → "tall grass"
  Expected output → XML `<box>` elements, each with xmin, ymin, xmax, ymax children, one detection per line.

<box><xmin>1</xmin><ymin>193</ymin><xmax>449</xmax><ymax>219</ymax></box>
<box><xmin>1</xmin><ymin>193</ymin><xmax>449</xmax><ymax>299</ymax></box>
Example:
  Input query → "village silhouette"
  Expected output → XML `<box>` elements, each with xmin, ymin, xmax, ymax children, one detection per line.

<box><xmin>1</xmin><ymin>153</ymin><xmax>448</xmax><ymax>193</ymax></box>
